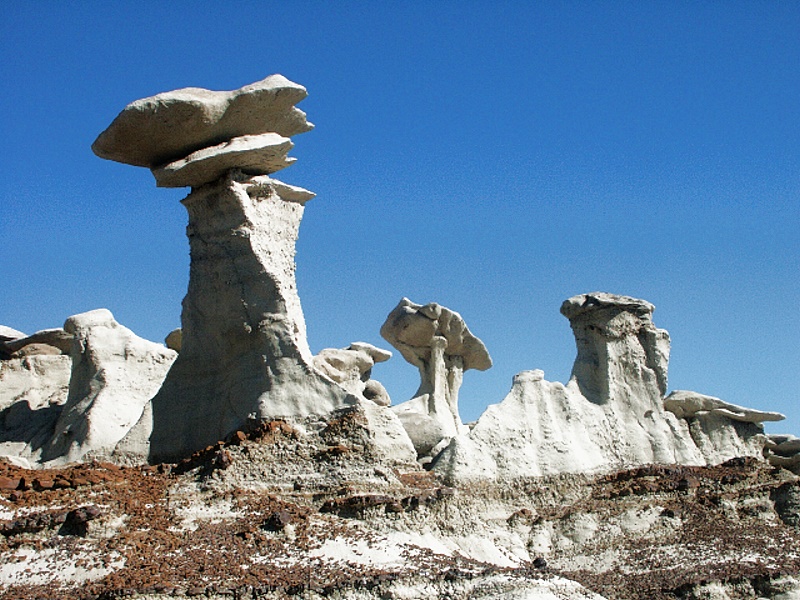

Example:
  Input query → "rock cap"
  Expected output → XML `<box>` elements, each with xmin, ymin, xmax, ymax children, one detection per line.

<box><xmin>561</xmin><ymin>292</ymin><xmax>655</xmax><ymax>321</ymax></box>
<box><xmin>381</xmin><ymin>298</ymin><xmax>491</xmax><ymax>371</ymax></box>
<box><xmin>92</xmin><ymin>74</ymin><xmax>312</xmax><ymax>168</ymax></box>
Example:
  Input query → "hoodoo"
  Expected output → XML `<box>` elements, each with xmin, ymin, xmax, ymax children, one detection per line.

<box><xmin>381</xmin><ymin>298</ymin><xmax>492</xmax><ymax>463</ymax></box>
<box><xmin>92</xmin><ymin>76</ymin><xmax>365</xmax><ymax>462</ymax></box>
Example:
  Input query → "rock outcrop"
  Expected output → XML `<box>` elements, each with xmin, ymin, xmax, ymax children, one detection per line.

<box><xmin>560</xmin><ymin>292</ymin><xmax>670</xmax><ymax>403</ymax></box>
<box><xmin>152</xmin><ymin>132</ymin><xmax>295</xmax><ymax>188</ymax></box>
<box><xmin>433</xmin><ymin>292</ymin><xmax>779</xmax><ymax>482</ymax></box>
<box><xmin>313</xmin><ymin>342</ymin><xmax>393</xmax><ymax>406</ymax></box>
<box><xmin>0</xmin><ymin>311</ymin><xmax>176</xmax><ymax>466</ymax></box>
<box><xmin>95</xmin><ymin>76</ymin><xmax>414</xmax><ymax>464</ymax></box>
<box><xmin>40</xmin><ymin>310</ymin><xmax>176</xmax><ymax>465</ymax></box>
<box><xmin>0</xmin><ymin>353</ymin><xmax>71</xmax><ymax>465</ymax></box>
<box><xmin>381</xmin><ymin>298</ymin><xmax>492</xmax><ymax>462</ymax></box>
<box><xmin>766</xmin><ymin>434</ymin><xmax>800</xmax><ymax>474</ymax></box>
<box><xmin>0</xmin><ymin>327</ymin><xmax>72</xmax><ymax>358</ymax></box>
<box><xmin>135</xmin><ymin>175</ymin><xmax>354</xmax><ymax>462</ymax></box>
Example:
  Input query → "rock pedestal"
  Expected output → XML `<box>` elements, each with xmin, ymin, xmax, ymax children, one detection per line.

<box><xmin>380</xmin><ymin>298</ymin><xmax>491</xmax><ymax>461</ymax></box>
<box><xmin>145</xmin><ymin>175</ymin><xmax>352</xmax><ymax>462</ymax></box>
<box><xmin>560</xmin><ymin>292</ymin><xmax>670</xmax><ymax>405</ymax></box>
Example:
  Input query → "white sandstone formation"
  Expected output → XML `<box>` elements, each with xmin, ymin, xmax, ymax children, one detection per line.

<box><xmin>0</xmin><ymin>311</ymin><xmax>176</xmax><ymax>466</ymax></box>
<box><xmin>662</xmin><ymin>389</ymin><xmax>783</xmax><ymax>465</ymax></box>
<box><xmin>95</xmin><ymin>76</ymin><xmax>418</xmax><ymax>465</ymax></box>
<box><xmin>92</xmin><ymin>74</ymin><xmax>312</xmax><ymax>169</ymax></box>
<box><xmin>39</xmin><ymin>309</ymin><xmax>176</xmax><ymax>465</ymax></box>
<box><xmin>314</xmin><ymin>342</ymin><xmax>393</xmax><ymax>406</ymax></box>
<box><xmin>133</xmin><ymin>174</ymin><xmax>353</xmax><ymax>462</ymax></box>
<box><xmin>664</xmin><ymin>390</ymin><xmax>786</xmax><ymax>422</ymax></box>
<box><xmin>0</xmin><ymin>354</ymin><xmax>72</xmax><ymax>464</ymax></box>
<box><xmin>433</xmin><ymin>292</ymin><xmax>779</xmax><ymax>482</ymax></box>
<box><xmin>381</xmin><ymin>298</ymin><xmax>492</xmax><ymax>462</ymax></box>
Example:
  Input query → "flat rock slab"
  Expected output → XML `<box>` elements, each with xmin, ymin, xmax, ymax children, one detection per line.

<box><xmin>664</xmin><ymin>390</ymin><xmax>785</xmax><ymax>423</ymax></box>
<box><xmin>92</xmin><ymin>74</ymin><xmax>312</xmax><ymax>168</ymax></box>
<box><xmin>152</xmin><ymin>133</ymin><xmax>294</xmax><ymax>188</ymax></box>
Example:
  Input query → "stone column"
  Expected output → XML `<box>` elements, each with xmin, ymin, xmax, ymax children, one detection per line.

<box><xmin>147</xmin><ymin>175</ymin><xmax>351</xmax><ymax>462</ymax></box>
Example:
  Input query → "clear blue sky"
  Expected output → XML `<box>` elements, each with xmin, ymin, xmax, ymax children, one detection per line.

<box><xmin>2</xmin><ymin>2</ymin><xmax>798</xmax><ymax>435</ymax></box>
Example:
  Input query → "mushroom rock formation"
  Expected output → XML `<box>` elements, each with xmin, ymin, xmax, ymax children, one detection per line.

<box><xmin>96</xmin><ymin>76</ymin><xmax>380</xmax><ymax>463</ymax></box>
<box><xmin>380</xmin><ymin>298</ymin><xmax>492</xmax><ymax>462</ymax></box>
<box><xmin>313</xmin><ymin>342</ymin><xmax>393</xmax><ymax>406</ymax></box>
<box><xmin>39</xmin><ymin>309</ymin><xmax>176</xmax><ymax>465</ymax></box>
<box><xmin>433</xmin><ymin>292</ymin><xmax>764</xmax><ymax>482</ymax></box>
<box><xmin>560</xmin><ymin>292</ymin><xmax>670</xmax><ymax>404</ymax></box>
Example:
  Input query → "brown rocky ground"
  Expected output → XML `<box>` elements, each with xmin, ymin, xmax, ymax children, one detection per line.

<box><xmin>0</xmin><ymin>421</ymin><xmax>798</xmax><ymax>600</ymax></box>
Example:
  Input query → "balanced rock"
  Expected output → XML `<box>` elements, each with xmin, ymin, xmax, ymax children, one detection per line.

<box><xmin>40</xmin><ymin>309</ymin><xmax>176</xmax><ymax>465</ymax></box>
<box><xmin>313</xmin><ymin>342</ymin><xmax>393</xmax><ymax>406</ymax></box>
<box><xmin>381</xmin><ymin>298</ymin><xmax>491</xmax><ymax>461</ymax></box>
<box><xmin>92</xmin><ymin>74</ymin><xmax>312</xmax><ymax>168</ymax></box>
<box><xmin>1</xmin><ymin>328</ymin><xmax>73</xmax><ymax>357</ymax></box>
<box><xmin>662</xmin><ymin>390</ymin><xmax>780</xmax><ymax>465</ymax></box>
<box><xmin>164</xmin><ymin>328</ymin><xmax>182</xmax><ymax>352</ymax></box>
<box><xmin>152</xmin><ymin>133</ymin><xmax>295</xmax><ymax>188</ymax></box>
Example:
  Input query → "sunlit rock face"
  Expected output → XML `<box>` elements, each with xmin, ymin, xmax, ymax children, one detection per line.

<box><xmin>94</xmin><ymin>76</ymin><xmax>419</xmax><ymax>465</ymax></box>
<box><xmin>41</xmin><ymin>309</ymin><xmax>176</xmax><ymax>465</ymax></box>
<box><xmin>141</xmin><ymin>175</ymin><xmax>354</xmax><ymax>463</ymax></box>
<box><xmin>92</xmin><ymin>74</ymin><xmax>312</xmax><ymax>170</ymax></box>
<box><xmin>0</xmin><ymin>311</ymin><xmax>175</xmax><ymax>467</ymax></box>
<box><xmin>433</xmin><ymin>292</ymin><xmax>782</xmax><ymax>482</ymax></box>
<box><xmin>560</xmin><ymin>292</ymin><xmax>670</xmax><ymax>405</ymax></box>
<box><xmin>380</xmin><ymin>298</ymin><xmax>492</xmax><ymax>463</ymax></box>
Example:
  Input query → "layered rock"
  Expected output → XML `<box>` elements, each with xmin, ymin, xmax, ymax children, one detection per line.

<box><xmin>152</xmin><ymin>132</ymin><xmax>295</xmax><ymax>188</ymax></box>
<box><xmin>766</xmin><ymin>434</ymin><xmax>800</xmax><ymax>474</ymax></box>
<box><xmin>433</xmin><ymin>292</ymin><xmax>779</xmax><ymax>482</ymax></box>
<box><xmin>1</xmin><ymin>328</ymin><xmax>73</xmax><ymax>358</ymax></box>
<box><xmin>94</xmin><ymin>75</ymin><xmax>418</xmax><ymax>465</ymax></box>
<box><xmin>381</xmin><ymin>298</ymin><xmax>492</xmax><ymax>462</ymax></box>
<box><xmin>92</xmin><ymin>74</ymin><xmax>312</xmax><ymax>169</ymax></box>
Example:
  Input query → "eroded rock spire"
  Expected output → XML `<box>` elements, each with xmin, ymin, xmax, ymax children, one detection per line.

<box><xmin>93</xmin><ymin>76</ymin><xmax>359</xmax><ymax>462</ymax></box>
<box><xmin>380</xmin><ymin>298</ymin><xmax>492</xmax><ymax>463</ymax></box>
